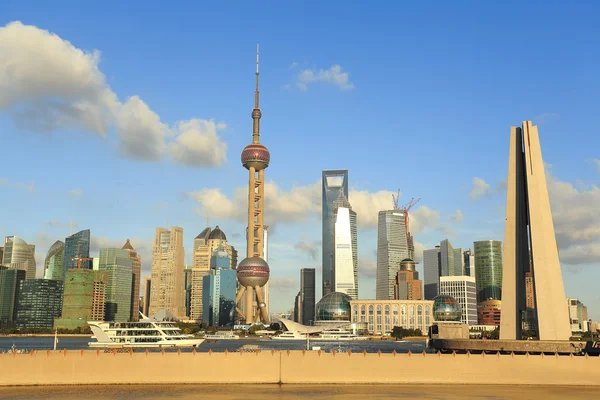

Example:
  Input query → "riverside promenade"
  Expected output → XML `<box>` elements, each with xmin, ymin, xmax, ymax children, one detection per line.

<box><xmin>0</xmin><ymin>349</ymin><xmax>599</xmax><ymax>386</ymax></box>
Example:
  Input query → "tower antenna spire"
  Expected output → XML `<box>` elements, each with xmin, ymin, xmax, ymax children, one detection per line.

<box><xmin>252</xmin><ymin>43</ymin><xmax>262</xmax><ymax>143</ymax></box>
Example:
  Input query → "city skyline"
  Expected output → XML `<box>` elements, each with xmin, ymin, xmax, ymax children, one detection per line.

<box><xmin>1</xmin><ymin>3</ymin><xmax>600</xmax><ymax>320</ymax></box>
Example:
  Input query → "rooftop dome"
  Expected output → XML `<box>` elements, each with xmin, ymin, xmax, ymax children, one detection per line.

<box><xmin>400</xmin><ymin>258</ymin><xmax>418</xmax><ymax>271</ymax></box>
<box><xmin>208</xmin><ymin>225</ymin><xmax>227</xmax><ymax>241</ymax></box>
<box><xmin>122</xmin><ymin>239</ymin><xmax>134</xmax><ymax>251</ymax></box>
<box><xmin>315</xmin><ymin>292</ymin><xmax>352</xmax><ymax>321</ymax></box>
<box><xmin>432</xmin><ymin>295</ymin><xmax>462</xmax><ymax>322</ymax></box>
<box><xmin>195</xmin><ymin>227</ymin><xmax>212</xmax><ymax>240</ymax></box>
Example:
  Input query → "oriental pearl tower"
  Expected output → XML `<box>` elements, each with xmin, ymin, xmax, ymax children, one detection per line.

<box><xmin>235</xmin><ymin>45</ymin><xmax>270</xmax><ymax>324</ymax></box>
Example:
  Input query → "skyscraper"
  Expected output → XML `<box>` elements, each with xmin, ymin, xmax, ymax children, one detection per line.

<box><xmin>236</xmin><ymin>46</ymin><xmax>271</xmax><ymax>324</ymax></box>
<box><xmin>122</xmin><ymin>239</ymin><xmax>141</xmax><ymax>321</ymax></box>
<box><xmin>15</xmin><ymin>279</ymin><xmax>63</xmax><ymax>329</ymax></box>
<box><xmin>54</xmin><ymin>269</ymin><xmax>107</xmax><ymax>329</ymax></box>
<box><xmin>202</xmin><ymin>245</ymin><xmax>237</xmax><ymax>327</ymax></box>
<box><xmin>463</xmin><ymin>249</ymin><xmax>475</xmax><ymax>277</ymax></box>
<box><xmin>453</xmin><ymin>248</ymin><xmax>465</xmax><ymax>276</ymax></box>
<box><xmin>376</xmin><ymin>210</ymin><xmax>409</xmax><ymax>300</ymax></box>
<box><xmin>0</xmin><ymin>266</ymin><xmax>26</xmax><ymax>328</ymax></box>
<box><xmin>474</xmin><ymin>240</ymin><xmax>503</xmax><ymax>303</ymax></box>
<box><xmin>322</xmin><ymin>169</ymin><xmax>348</xmax><ymax>297</ymax></box>
<box><xmin>149</xmin><ymin>227</ymin><xmax>185</xmax><ymax>318</ymax></box>
<box><xmin>63</xmin><ymin>229</ymin><xmax>91</xmax><ymax>278</ymax></box>
<box><xmin>2</xmin><ymin>236</ymin><xmax>36</xmax><ymax>280</ymax></box>
<box><xmin>439</xmin><ymin>276</ymin><xmax>478</xmax><ymax>326</ymax></box>
<box><xmin>332</xmin><ymin>194</ymin><xmax>358</xmax><ymax>299</ymax></box>
<box><xmin>43</xmin><ymin>240</ymin><xmax>64</xmax><ymax>280</ymax></box>
<box><xmin>423</xmin><ymin>246</ymin><xmax>441</xmax><ymax>300</ymax></box>
<box><xmin>439</xmin><ymin>239</ymin><xmax>456</xmax><ymax>277</ymax></box>
<box><xmin>300</xmin><ymin>268</ymin><xmax>316</xmax><ymax>325</ymax></box>
<box><xmin>501</xmin><ymin>121</ymin><xmax>571</xmax><ymax>341</ymax></box>
<box><xmin>143</xmin><ymin>277</ymin><xmax>151</xmax><ymax>315</ymax></box>
<box><xmin>99</xmin><ymin>248</ymin><xmax>133</xmax><ymax>322</ymax></box>
<box><xmin>394</xmin><ymin>259</ymin><xmax>423</xmax><ymax>300</ymax></box>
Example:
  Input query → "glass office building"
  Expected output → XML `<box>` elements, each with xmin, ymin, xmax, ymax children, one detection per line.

<box><xmin>15</xmin><ymin>279</ymin><xmax>64</xmax><ymax>329</ymax></box>
<box><xmin>63</xmin><ymin>229</ymin><xmax>91</xmax><ymax>278</ymax></box>
<box><xmin>202</xmin><ymin>246</ymin><xmax>236</xmax><ymax>327</ymax></box>
<box><xmin>0</xmin><ymin>266</ymin><xmax>26</xmax><ymax>328</ymax></box>
<box><xmin>300</xmin><ymin>268</ymin><xmax>316</xmax><ymax>325</ymax></box>
<box><xmin>43</xmin><ymin>240</ymin><xmax>65</xmax><ymax>280</ymax></box>
<box><xmin>474</xmin><ymin>240</ymin><xmax>503</xmax><ymax>302</ymax></box>
<box><xmin>99</xmin><ymin>248</ymin><xmax>133</xmax><ymax>322</ymax></box>
<box><xmin>2</xmin><ymin>236</ymin><xmax>36</xmax><ymax>280</ymax></box>
<box><xmin>322</xmin><ymin>170</ymin><xmax>349</xmax><ymax>297</ymax></box>
<box><xmin>376</xmin><ymin>210</ymin><xmax>409</xmax><ymax>300</ymax></box>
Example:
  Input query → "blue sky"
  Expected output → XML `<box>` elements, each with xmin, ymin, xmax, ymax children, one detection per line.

<box><xmin>1</xmin><ymin>1</ymin><xmax>599</xmax><ymax>319</ymax></box>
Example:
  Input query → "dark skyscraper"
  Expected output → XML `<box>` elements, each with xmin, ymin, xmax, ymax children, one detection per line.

<box><xmin>300</xmin><ymin>268</ymin><xmax>316</xmax><ymax>325</ymax></box>
<box><xmin>322</xmin><ymin>170</ymin><xmax>348</xmax><ymax>297</ymax></box>
<box><xmin>62</xmin><ymin>229</ymin><xmax>91</xmax><ymax>278</ymax></box>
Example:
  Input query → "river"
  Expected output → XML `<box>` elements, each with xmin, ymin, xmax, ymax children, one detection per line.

<box><xmin>0</xmin><ymin>384</ymin><xmax>596</xmax><ymax>400</ymax></box>
<box><xmin>0</xmin><ymin>337</ymin><xmax>430</xmax><ymax>353</ymax></box>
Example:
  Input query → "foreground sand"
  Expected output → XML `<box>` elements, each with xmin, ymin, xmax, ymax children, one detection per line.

<box><xmin>0</xmin><ymin>384</ymin><xmax>597</xmax><ymax>400</ymax></box>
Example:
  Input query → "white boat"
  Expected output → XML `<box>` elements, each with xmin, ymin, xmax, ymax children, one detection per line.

<box><xmin>87</xmin><ymin>313</ymin><xmax>204</xmax><ymax>348</ymax></box>
<box><xmin>272</xmin><ymin>331</ymin><xmax>307</xmax><ymax>340</ymax></box>
<box><xmin>203</xmin><ymin>331</ymin><xmax>240</xmax><ymax>340</ymax></box>
<box><xmin>315</xmin><ymin>328</ymin><xmax>368</xmax><ymax>341</ymax></box>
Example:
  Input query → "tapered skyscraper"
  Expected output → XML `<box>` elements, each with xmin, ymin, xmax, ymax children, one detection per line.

<box><xmin>500</xmin><ymin>121</ymin><xmax>570</xmax><ymax>341</ymax></box>
<box><xmin>376</xmin><ymin>210</ymin><xmax>409</xmax><ymax>299</ymax></box>
<box><xmin>149</xmin><ymin>227</ymin><xmax>185</xmax><ymax>318</ymax></box>
<box><xmin>235</xmin><ymin>45</ymin><xmax>270</xmax><ymax>324</ymax></box>
<box><xmin>322</xmin><ymin>170</ymin><xmax>349</xmax><ymax>297</ymax></box>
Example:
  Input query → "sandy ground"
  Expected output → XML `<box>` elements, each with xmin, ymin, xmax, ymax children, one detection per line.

<box><xmin>0</xmin><ymin>384</ymin><xmax>596</xmax><ymax>400</ymax></box>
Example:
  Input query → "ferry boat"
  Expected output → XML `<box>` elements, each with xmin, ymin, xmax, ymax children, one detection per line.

<box><xmin>272</xmin><ymin>331</ymin><xmax>307</xmax><ymax>340</ymax></box>
<box><xmin>203</xmin><ymin>331</ymin><xmax>240</xmax><ymax>340</ymax></box>
<box><xmin>315</xmin><ymin>328</ymin><xmax>368</xmax><ymax>341</ymax></box>
<box><xmin>87</xmin><ymin>313</ymin><xmax>204</xmax><ymax>348</ymax></box>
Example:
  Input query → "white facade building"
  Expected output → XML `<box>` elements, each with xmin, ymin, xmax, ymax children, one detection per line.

<box><xmin>439</xmin><ymin>276</ymin><xmax>478</xmax><ymax>326</ymax></box>
<box><xmin>350</xmin><ymin>299</ymin><xmax>433</xmax><ymax>335</ymax></box>
<box><xmin>334</xmin><ymin>207</ymin><xmax>357</xmax><ymax>299</ymax></box>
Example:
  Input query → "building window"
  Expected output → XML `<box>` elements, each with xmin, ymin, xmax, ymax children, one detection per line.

<box><xmin>401</xmin><ymin>305</ymin><xmax>407</xmax><ymax>327</ymax></box>
<box><xmin>376</xmin><ymin>305</ymin><xmax>382</xmax><ymax>334</ymax></box>
<box><xmin>384</xmin><ymin>305</ymin><xmax>390</xmax><ymax>333</ymax></box>
<box><xmin>409</xmin><ymin>305</ymin><xmax>415</xmax><ymax>329</ymax></box>
<box><xmin>368</xmin><ymin>305</ymin><xmax>374</xmax><ymax>332</ymax></box>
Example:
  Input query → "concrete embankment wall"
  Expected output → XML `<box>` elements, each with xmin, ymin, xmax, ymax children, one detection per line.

<box><xmin>0</xmin><ymin>350</ymin><xmax>598</xmax><ymax>386</ymax></box>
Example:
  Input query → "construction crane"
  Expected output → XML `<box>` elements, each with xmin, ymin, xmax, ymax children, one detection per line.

<box><xmin>402</xmin><ymin>197</ymin><xmax>422</xmax><ymax>233</ymax></box>
<box><xmin>392</xmin><ymin>189</ymin><xmax>401</xmax><ymax>209</ymax></box>
<box><xmin>71</xmin><ymin>254</ymin><xmax>94</xmax><ymax>269</ymax></box>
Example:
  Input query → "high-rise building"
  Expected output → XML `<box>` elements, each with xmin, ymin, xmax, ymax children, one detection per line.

<box><xmin>184</xmin><ymin>266</ymin><xmax>193</xmax><ymax>318</ymax></box>
<box><xmin>376</xmin><ymin>210</ymin><xmax>409</xmax><ymax>300</ymax></box>
<box><xmin>190</xmin><ymin>226</ymin><xmax>237</xmax><ymax>321</ymax></box>
<box><xmin>99</xmin><ymin>248</ymin><xmax>133</xmax><ymax>322</ymax></box>
<box><xmin>293</xmin><ymin>291</ymin><xmax>302</xmax><ymax>323</ymax></box>
<box><xmin>43</xmin><ymin>241</ymin><xmax>65</xmax><ymax>280</ymax></box>
<box><xmin>463</xmin><ymin>249</ymin><xmax>475</xmax><ymax>277</ymax></box>
<box><xmin>143</xmin><ymin>277</ymin><xmax>151</xmax><ymax>315</ymax></box>
<box><xmin>149</xmin><ymin>227</ymin><xmax>185</xmax><ymax>318</ymax></box>
<box><xmin>525</xmin><ymin>271</ymin><xmax>535</xmax><ymax>309</ymax></box>
<box><xmin>478</xmin><ymin>299</ymin><xmax>501</xmax><ymax>327</ymax></box>
<box><xmin>300</xmin><ymin>268</ymin><xmax>316</xmax><ymax>325</ymax></box>
<box><xmin>322</xmin><ymin>169</ymin><xmax>348</xmax><ymax>297</ymax></box>
<box><xmin>202</xmin><ymin>245</ymin><xmax>236</xmax><ymax>327</ymax></box>
<box><xmin>474</xmin><ymin>240</ymin><xmax>502</xmax><ymax>303</ymax></box>
<box><xmin>332</xmin><ymin>195</ymin><xmax>358</xmax><ymax>299</ymax></box>
<box><xmin>121</xmin><ymin>239</ymin><xmax>141</xmax><ymax>321</ymax></box>
<box><xmin>0</xmin><ymin>266</ymin><xmax>26</xmax><ymax>328</ymax></box>
<box><xmin>453</xmin><ymin>248</ymin><xmax>465</xmax><ymax>276</ymax></box>
<box><xmin>2</xmin><ymin>236</ymin><xmax>36</xmax><ymax>280</ymax></box>
<box><xmin>439</xmin><ymin>239</ymin><xmax>456</xmax><ymax>277</ymax></box>
<box><xmin>54</xmin><ymin>269</ymin><xmax>107</xmax><ymax>329</ymax></box>
<box><xmin>394</xmin><ymin>259</ymin><xmax>423</xmax><ymax>300</ymax></box>
<box><xmin>0</xmin><ymin>247</ymin><xmax>3</xmax><ymax>264</ymax></box>
<box><xmin>15</xmin><ymin>279</ymin><xmax>63</xmax><ymax>329</ymax></box>
<box><xmin>236</xmin><ymin>46</ymin><xmax>271</xmax><ymax>324</ymax></box>
<box><xmin>423</xmin><ymin>246</ymin><xmax>440</xmax><ymax>300</ymax></box>
<box><xmin>439</xmin><ymin>276</ymin><xmax>478</xmax><ymax>326</ymax></box>
<box><xmin>62</xmin><ymin>229</ymin><xmax>91</xmax><ymax>278</ymax></box>
<box><xmin>501</xmin><ymin>122</ymin><xmax>571</xmax><ymax>341</ymax></box>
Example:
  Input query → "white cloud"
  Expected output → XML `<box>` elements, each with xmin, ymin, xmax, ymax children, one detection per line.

<box><xmin>168</xmin><ymin>119</ymin><xmax>227</xmax><ymax>167</ymax></box>
<box><xmin>593</xmin><ymin>159</ymin><xmax>600</xmax><ymax>174</ymax></box>
<box><xmin>0</xmin><ymin>177</ymin><xmax>8</xmax><ymax>184</ymax></box>
<box><xmin>470</xmin><ymin>177</ymin><xmax>491</xmax><ymax>199</ymax></box>
<box><xmin>294</xmin><ymin>64</ymin><xmax>354</xmax><ymax>91</ymax></box>
<box><xmin>68</xmin><ymin>188</ymin><xmax>83</xmax><ymax>197</ymax></box>
<box><xmin>289</xmin><ymin>61</ymin><xmax>298</xmax><ymax>70</ymax></box>
<box><xmin>0</xmin><ymin>21</ymin><xmax>226</xmax><ymax>168</ymax></box>
<box><xmin>451</xmin><ymin>209</ymin><xmax>464</xmax><ymax>223</ymax></box>
<box><xmin>269</xmin><ymin>277</ymin><xmax>297</xmax><ymax>290</ymax></box>
<box><xmin>294</xmin><ymin>240</ymin><xmax>320</xmax><ymax>260</ymax></box>
<box><xmin>15</xmin><ymin>180</ymin><xmax>36</xmax><ymax>193</ymax></box>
